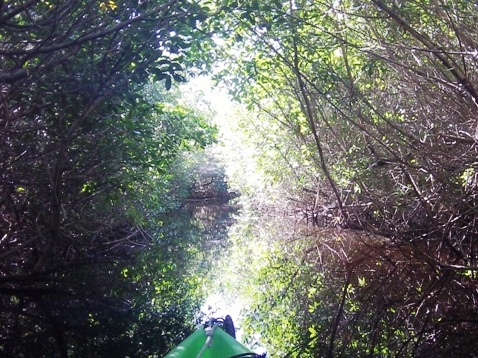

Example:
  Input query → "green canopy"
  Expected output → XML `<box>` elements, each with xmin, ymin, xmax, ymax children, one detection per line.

<box><xmin>164</xmin><ymin>326</ymin><xmax>254</xmax><ymax>358</ymax></box>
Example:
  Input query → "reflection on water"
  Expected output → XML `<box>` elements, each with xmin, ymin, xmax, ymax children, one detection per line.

<box><xmin>225</xmin><ymin>210</ymin><xmax>478</xmax><ymax>357</ymax></box>
<box><xmin>181</xmin><ymin>195</ymin><xmax>241</xmax><ymax>313</ymax></box>
<box><xmin>181</xmin><ymin>175</ymin><xmax>478</xmax><ymax>356</ymax></box>
<box><xmin>184</xmin><ymin>200</ymin><xmax>238</xmax><ymax>249</ymax></box>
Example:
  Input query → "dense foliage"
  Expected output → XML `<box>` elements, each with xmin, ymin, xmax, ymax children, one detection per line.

<box><xmin>3</xmin><ymin>0</ymin><xmax>478</xmax><ymax>357</ymax></box>
<box><xmin>207</xmin><ymin>0</ymin><xmax>478</xmax><ymax>357</ymax></box>
<box><xmin>0</xmin><ymin>1</ymin><xmax>221</xmax><ymax>357</ymax></box>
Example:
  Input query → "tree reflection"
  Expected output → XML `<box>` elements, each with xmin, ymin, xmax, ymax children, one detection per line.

<box><xmin>238</xmin><ymin>217</ymin><xmax>478</xmax><ymax>357</ymax></box>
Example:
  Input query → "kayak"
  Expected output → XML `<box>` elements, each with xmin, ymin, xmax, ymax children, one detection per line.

<box><xmin>164</xmin><ymin>317</ymin><xmax>262</xmax><ymax>358</ymax></box>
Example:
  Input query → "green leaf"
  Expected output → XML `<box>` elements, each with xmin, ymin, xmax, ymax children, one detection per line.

<box><xmin>172</xmin><ymin>74</ymin><xmax>186</xmax><ymax>82</ymax></box>
<box><xmin>165</xmin><ymin>76</ymin><xmax>172</xmax><ymax>90</ymax></box>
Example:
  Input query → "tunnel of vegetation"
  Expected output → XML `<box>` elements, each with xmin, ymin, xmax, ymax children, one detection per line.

<box><xmin>2</xmin><ymin>0</ymin><xmax>478</xmax><ymax>357</ymax></box>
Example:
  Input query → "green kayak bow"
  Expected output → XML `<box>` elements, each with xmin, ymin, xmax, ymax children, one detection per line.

<box><xmin>164</xmin><ymin>316</ymin><xmax>264</xmax><ymax>358</ymax></box>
